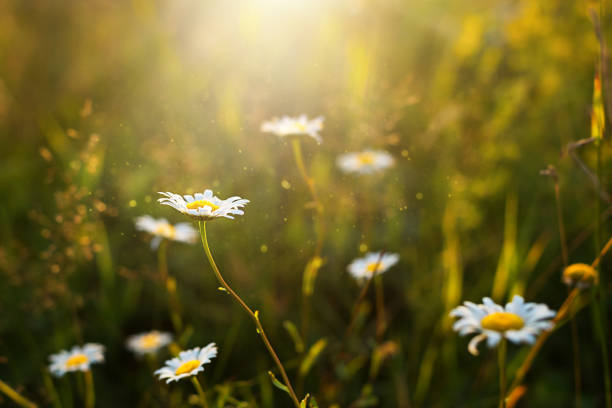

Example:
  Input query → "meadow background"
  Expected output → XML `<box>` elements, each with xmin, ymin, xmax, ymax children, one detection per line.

<box><xmin>1</xmin><ymin>0</ymin><xmax>611</xmax><ymax>406</ymax></box>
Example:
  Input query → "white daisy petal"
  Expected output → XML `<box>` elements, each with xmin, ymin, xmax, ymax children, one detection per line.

<box><xmin>261</xmin><ymin>115</ymin><xmax>324</xmax><ymax>144</ymax></box>
<box><xmin>48</xmin><ymin>343</ymin><xmax>105</xmax><ymax>377</ymax></box>
<box><xmin>157</xmin><ymin>190</ymin><xmax>249</xmax><ymax>221</ymax></box>
<box><xmin>450</xmin><ymin>296</ymin><xmax>556</xmax><ymax>356</ymax></box>
<box><xmin>336</xmin><ymin>149</ymin><xmax>394</xmax><ymax>175</ymax></box>
<box><xmin>346</xmin><ymin>251</ymin><xmax>400</xmax><ymax>282</ymax></box>
<box><xmin>155</xmin><ymin>344</ymin><xmax>217</xmax><ymax>384</ymax></box>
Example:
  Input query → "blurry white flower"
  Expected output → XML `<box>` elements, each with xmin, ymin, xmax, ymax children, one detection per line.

<box><xmin>336</xmin><ymin>149</ymin><xmax>394</xmax><ymax>174</ymax></box>
<box><xmin>154</xmin><ymin>344</ymin><xmax>217</xmax><ymax>383</ymax></box>
<box><xmin>347</xmin><ymin>252</ymin><xmax>399</xmax><ymax>281</ymax></box>
<box><xmin>135</xmin><ymin>216</ymin><xmax>198</xmax><ymax>249</ymax></box>
<box><xmin>261</xmin><ymin>114</ymin><xmax>324</xmax><ymax>144</ymax></box>
<box><xmin>449</xmin><ymin>295</ymin><xmax>556</xmax><ymax>356</ymax></box>
<box><xmin>49</xmin><ymin>343</ymin><xmax>105</xmax><ymax>377</ymax></box>
<box><xmin>126</xmin><ymin>331</ymin><xmax>173</xmax><ymax>356</ymax></box>
<box><xmin>158</xmin><ymin>190</ymin><xmax>249</xmax><ymax>221</ymax></box>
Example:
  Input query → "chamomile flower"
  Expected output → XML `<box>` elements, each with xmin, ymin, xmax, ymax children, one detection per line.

<box><xmin>449</xmin><ymin>295</ymin><xmax>556</xmax><ymax>356</ymax></box>
<box><xmin>347</xmin><ymin>252</ymin><xmax>400</xmax><ymax>281</ymax></box>
<box><xmin>261</xmin><ymin>114</ymin><xmax>324</xmax><ymax>144</ymax></box>
<box><xmin>135</xmin><ymin>216</ymin><xmax>198</xmax><ymax>249</ymax></box>
<box><xmin>562</xmin><ymin>263</ymin><xmax>598</xmax><ymax>289</ymax></box>
<box><xmin>48</xmin><ymin>343</ymin><xmax>105</xmax><ymax>377</ymax></box>
<box><xmin>158</xmin><ymin>190</ymin><xmax>249</xmax><ymax>221</ymax></box>
<box><xmin>336</xmin><ymin>149</ymin><xmax>394</xmax><ymax>174</ymax></box>
<box><xmin>154</xmin><ymin>344</ymin><xmax>218</xmax><ymax>383</ymax></box>
<box><xmin>126</xmin><ymin>331</ymin><xmax>173</xmax><ymax>356</ymax></box>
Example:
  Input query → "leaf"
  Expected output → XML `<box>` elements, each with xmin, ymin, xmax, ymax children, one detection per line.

<box><xmin>267</xmin><ymin>371</ymin><xmax>290</xmax><ymax>395</ymax></box>
<box><xmin>283</xmin><ymin>320</ymin><xmax>305</xmax><ymax>353</ymax></box>
<box><xmin>300</xmin><ymin>394</ymin><xmax>310</xmax><ymax>408</ymax></box>
<box><xmin>299</xmin><ymin>338</ymin><xmax>328</xmax><ymax>377</ymax></box>
<box><xmin>308</xmin><ymin>396</ymin><xmax>320</xmax><ymax>408</ymax></box>
<box><xmin>592</xmin><ymin>73</ymin><xmax>605</xmax><ymax>141</ymax></box>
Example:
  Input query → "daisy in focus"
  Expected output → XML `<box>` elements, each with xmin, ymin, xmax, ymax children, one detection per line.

<box><xmin>154</xmin><ymin>343</ymin><xmax>218</xmax><ymax>383</ymax></box>
<box><xmin>562</xmin><ymin>263</ymin><xmax>598</xmax><ymax>289</ymax></box>
<box><xmin>449</xmin><ymin>295</ymin><xmax>556</xmax><ymax>356</ymax></box>
<box><xmin>49</xmin><ymin>343</ymin><xmax>105</xmax><ymax>377</ymax></box>
<box><xmin>347</xmin><ymin>252</ymin><xmax>400</xmax><ymax>281</ymax></box>
<box><xmin>158</xmin><ymin>190</ymin><xmax>249</xmax><ymax>221</ymax></box>
<box><xmin>261</xmin><ymin>114</ymin><xmax>324</xmax><ymax>144</ymax></box>
<box><xmin>135</xmin><ymin>215</ymin><xmax>198</xmax><ymax>249</ymax></box>
<box><xmin>336</xmin><ymin>149</ymin><xmax>394</xmax><ymax>175</ymax></box>
<box><xmin>126</xmin><ymin>331</ymin><xmax>173</xmax><ymax>356</ymax></box>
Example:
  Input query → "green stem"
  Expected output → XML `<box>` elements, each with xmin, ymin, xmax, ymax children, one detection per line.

<box><xmin>0</xmin><ymin>379</ymin><xmax>37</xmax><ymax>408</ymax></box>
<box><xmin>198</xmin><ymin>221</ymin><xmax>301</xmax><ymax>408</ymax></box>
<box><xmin>83</xmin><ymin>370</ymin><xmax>95</xmax><ymax>408</ymax></box>
<box><xmin>191</xmin><ymin>377</ymin><xmax>209</xmax><ymax>408</ymax></box>
<box><xmin>374</xmin><ymin>274</ymin><xmax>386</xmax><ymax>341</ymax></box>
<box><xmin>158</xmin><ymin>239</ymin><xmax>183</xmax><ymax>335</ymax></box>
<box><xmin>498</xmin><ymin>339</ymin><xmax>507</xmax><ymax>408</ymax></box>
<box><xmin>291</xmin><ymin>138</ymin><xmax>325</xmax><ymax>342</ymax></box>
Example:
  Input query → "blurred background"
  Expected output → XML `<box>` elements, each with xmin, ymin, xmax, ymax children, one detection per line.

<box><xmin>1</xmin><ymin>0</ymin><xmax>611</xmax><ymax>406</ymax></box>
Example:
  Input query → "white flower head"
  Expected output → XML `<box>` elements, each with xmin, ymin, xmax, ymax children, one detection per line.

<box><xmin>261</xmin><ymin>114</ymin><xmax>324</xmax><ymax>144</ymax></box>
<box><xmin>126</xmin><ymin>331</ymin><xmax>173</xmax><ymax>356</ymax></box>
<box><xmin>158</xmin><ymin>190</ymin><xmax>249</xmax><ymax>221</ymax></box>
<box><xmin>49</xmin><ymin>343</ymin><xmax>105</xmax><ymax>377</ymax></box>
<box><xmin>347</xmin><ymin>251</ymin><xmax>399</xmax><ymax>281</ymax></box>
<box><xmin>337</xmin><ymin>149</ymin><xmax>394</xmax><ymax>175</ymax></box>
<box><xmin>135</xmin><ymin>216</ymin><xmax>198</xmax><ymax>249</ymax></box>
<box><xmin>449</xmin><ymin>295</ymin><xmax>556</xmax><ymax>356</ymax></box>
<box><xmin>154</xmin><ymin>343</ymin><xmax>218</xmax><ymax>383</ymax></box>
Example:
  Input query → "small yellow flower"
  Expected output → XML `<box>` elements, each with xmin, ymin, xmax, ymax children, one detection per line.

<box><xmin>562</xmin><ymin>263</ymin><xmax>598</xmax><ymax>289</ymax></box>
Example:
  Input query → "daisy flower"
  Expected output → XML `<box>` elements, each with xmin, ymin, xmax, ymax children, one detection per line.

<box><xmin>135</xmin><ymin>215</ymin><xmax>198</xmax><ymax>249</ymax></box>
<box><xmin>449</xmin><ymin>295</ymin><xmax>556</xmax><ymax>356</ymax></box>
<box><xmin>49</xmin><ymin>343</ymin><xmax>105</xmax><ymax>377</ymax></box>
<box><xmin>562</xmin><ymin>263</ymin><xmax>598</xmax><ymax>289</ymax></box>
<box><xmin>336</xmin><ymin>149</ymin><xmax>394</xmax><ymax>174</ymax></box>
<box><xmin>126</xmin><ymin>331</ymin><xmax>173</xmax><ymax>356</ymax></box>
<box><xmin>158</xmin><ymin>190</ymin><xmax>249</xmax><ymax>221</ymax></box>
<box><xmin>154</xmin><ymin>344</ymin><xmax>218</xmax><ymax>383</ymax></box>
<box><xmin>347</xmin><ymin>252</ymin><xmax>400</xmax><ymax>281</ymax></box>
<box><xmin>261</xmin><ymin>114</ymin><xmax>324</xmax><ymax>144</ymax></box>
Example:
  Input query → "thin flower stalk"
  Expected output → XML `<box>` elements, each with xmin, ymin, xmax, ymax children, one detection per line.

<box><xmin>498</xmin><ymin>339</ymin><xmax>507</xmax><ymax>408</ymax></box>
<box><xmin>291</xmin><ymin>138</ymin><xmax>326</xmax><ymax>341</ymax></box>
<box><xmin>346</xmin><ymin>251</ymin><xmax>385</xmax><ymax>337</ymax></box>
<box><xmin>83</xmin><ymin>370</ymin><xmax>95</xmax><ymax>408</ymax></box>
<box><xmin>190</xmin><ymin>377</ymin><xmax>209</xmax><ymax>408</ymax></box>
<box><xmin>0</xmin><ymin>379</ymin><xmax>37</xmax><ymax>408</ymax></box>
<box><xmin>374</xmin><ymin>273</ymin><xmax>387</xmax><ymax>340</ymax></box>
<box><xmin>198</xmin><ymin>221</ymin><xmax>301</xmax><ymax>408</ymax></box>
<box><xmin>158</xmin><ymin>239</ymin><xmax>183</xmax><ymax>335</ymax></box>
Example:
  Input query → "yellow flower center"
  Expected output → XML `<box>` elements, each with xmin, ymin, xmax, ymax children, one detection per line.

<box><xmin>175</xmin><ymin>360</ymin><xmax>201</xmax><ymax>376</ymax></box>
<box><xmin>295</xmin><ymin>122</ymin><xmax>307</xmax><ymax>132</ymax></box>
<box><xmin>65</xmin><ymin>354</ymin><xmax>88</xmax><ymax>368</ymax></box>
<box><xmin>154</xmin><ymin>223</ymin><xmax>176</xmax><ymax>238</ymax></box>
<box><xmin>366</xmin><ymin>262</ymin><xmax>381</xmax><ymax>274</ymax></box>
<box><xmin>139</xmin><ymin>333</ymin><xmax>160</xmax><ymax>349</ymax></box>
<box><xmin>563</xmin><ymin>263</ymin><xmax>598</xmax><ymax>286</ymax></box>
<box><xmin>481</xmin><ymin>312</ymin><xmax>524</xmax><ymax>332</ymax></box>
<box><xmin>357</xmin><ymin>152</ymin><xmax>375</xmax><ymax>165</ymax></box>
<box><xmin>186</xmin><ymin>200</ymin><xmax>219</xmax><ymax>211</ymax></box>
